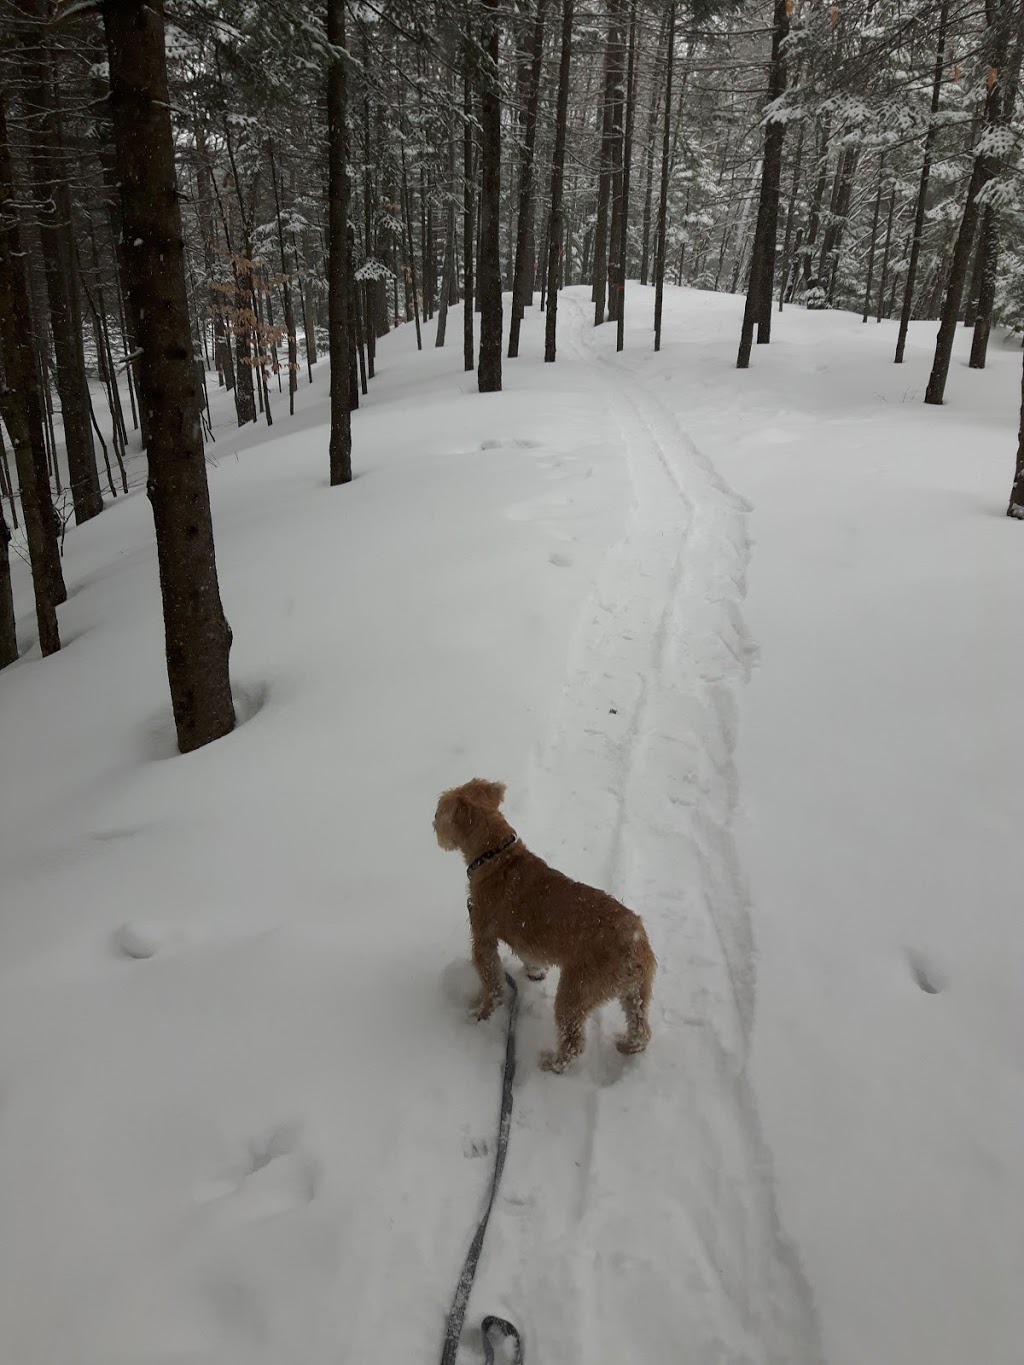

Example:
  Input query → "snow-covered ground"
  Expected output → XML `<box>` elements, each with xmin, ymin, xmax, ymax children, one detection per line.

<box><xmin>1</xmin><ymin>286</ymin><xmax>1020</xmax><ymax>1365</ymax></box>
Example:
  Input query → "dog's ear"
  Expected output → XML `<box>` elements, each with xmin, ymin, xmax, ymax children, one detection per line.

<box><xmin>468</xmin><ymin>778</ymin><xmax>506</xmax><ymax>809</ymax></box>
<box><xmin>449</xmin><ymin>793</ymin><xmax>479</xmax><ymax>838</ymax></box>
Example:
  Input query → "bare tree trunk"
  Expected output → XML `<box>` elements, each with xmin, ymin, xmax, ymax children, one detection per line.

<box><xmin>862</xmin><ymin>155</ymin><xmax>885</xmax><ymax>322</ymax></box>
<box><xmin>477</xmin><ymin>0</ymin><xmax>503</xmax><ymax>392</ymax></box>
<box><xmin>269</xmin><ymin>142</ymin><xmax>298</xmax><ymax>415</ymax></box>
<box><xmin>737</xmin><ymin>0</ymin><xmax>789</xmax><ymax>366</ymax></box>
<box><xmin>544</xmin><ymin>0</ymin><xmax>575</xmax><ymax>363</ymax></box>
<box><xmin>327</xmin><ymin>0</ymin><xmax>353</xmax><ymax>483</ymax></box>
<box><xmin>463</xmin><ymin>37</ymin><xmax>476</xmax><ymax>374</ymax></box>
<box><xmin>1008</xmin><ymin>343</ymin><xmax>1024</xmax><ymax>517</ymax></box>
<box><xmin>16</xmin><ymin>0</ymin><xmax>103</xmax><ymax>524</ymax></box>
<box><xmin>102</xmin><ymin>0</ymin><xmax>234</xmax><ymax>751</ymax></box>
<box><xmin>968</xmin><ymin>204</ymin><xmax>998</xmax><ymax>368</ymax></box>
<box><xmin>639</xmin><ymin>10</ymin><xmax>667</xmax><ymax>288</ymax></box>
<box><xmin>616</xmin><ymin>0</ymin><xmax>638</xmax><ymax>352</ymax></box>
<box><xmin>508</xmin><ymin>0</ymin><xmax>548</xmax><ymax>358</ymax></box>
<box><xmin>923</xmin><ymin>11</ymin><xmax>1010</xmax><ymax>414</ymax></box>
<box><xmin>777</xmin><ymin>123</ymin><xmax>804</xmax><ymax>309</ymax></box>
<box><xmin>592</xmin><ymin>1</ymin><xmax>620</xmax><ymax>326</ymax></box>
<box><xmin>895</xmin><ymin>0</ymin><xmax>950</xmax><ymax>362</ymax></box>
<box><xmin>0</xmin><ymin>506</ymin><xmax>16</xmax><ymax>669</ymax></box>
<box><xmin>606</xmin><ymin>0</ymin><xmax>627</xmax><ymax>326</ymax></box>
<box><xmin>653</xmin><ymin>2</ymin><xmax>675</xmax><ymax>353</ymax></box>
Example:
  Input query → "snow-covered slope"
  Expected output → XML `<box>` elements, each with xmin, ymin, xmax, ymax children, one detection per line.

<box><xmin>0</xmin><ymin>287</ymin><xmax>1019</xmax><ymax>1365</ymax></box>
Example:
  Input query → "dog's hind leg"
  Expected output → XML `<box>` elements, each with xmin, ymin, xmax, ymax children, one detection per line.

<box><xmin>540</xmin><ymin>968</ymin><xmax>598</xmax><ymax>1072</ymax></box>
<box><xmin>616</xmin><ymin>949</ymin><xmax>655</xmax><ymax>1055</ymax></box>
<box><xmin>469</xmin><ymin>918</ymin><xmax>504</xmax><ymax>1021</ymax></box>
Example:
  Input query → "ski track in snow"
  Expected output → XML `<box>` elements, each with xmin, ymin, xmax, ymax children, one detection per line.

<box><xmin>467</xmin><ymin>293</ymin><xmax>823</xmax><ymax>1365</ymax></box>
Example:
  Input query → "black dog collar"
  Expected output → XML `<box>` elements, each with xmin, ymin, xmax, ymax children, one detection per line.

<box><xmin>466</xmin><ymin>831</ymin><xmax>519</xmax><ymax>878</ymax></box>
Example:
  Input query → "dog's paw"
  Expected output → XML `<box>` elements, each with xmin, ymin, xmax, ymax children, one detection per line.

<box><xmin>524</xmin><ymin>967</ymin><xmax>548</xmax><ymax>982</ymax></box>
<box><xmin>615</xmin><ymin>1033</ymin><xmax>650</xmax><ymax>1056</ymax></box>
<box><xmin>539</xmin><ymin>1049</ymin><xmax>567</xmax><ymax>1073</ymax></box>
<box><xmin>470</xmin><ymin>994</ymin><xmax>501</xmax><ymax>1022</ymax></box>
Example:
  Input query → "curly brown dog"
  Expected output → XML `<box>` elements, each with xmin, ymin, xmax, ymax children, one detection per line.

<box><xmin>434</xmin><ymin>778</ymin><xmax>656</xmax><ymax>1072</ymax></box>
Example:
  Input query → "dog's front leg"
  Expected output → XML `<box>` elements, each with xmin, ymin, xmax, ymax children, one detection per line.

<box><xmin>469</xmin><ymin>916</ymin><xmax>504</xmax><ymax>1020</ymax></box>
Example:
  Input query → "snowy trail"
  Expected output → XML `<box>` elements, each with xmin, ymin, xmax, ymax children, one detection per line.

<box><xmin>466</xmin><ymin>291</ymin><xmax>823</xmax><ymax>1365</ymax></box>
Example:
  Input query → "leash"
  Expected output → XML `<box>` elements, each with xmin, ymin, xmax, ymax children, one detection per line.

<box><xmin>440</xmin><ymin>970</ymin><xmax>524</xmax><ymax>1365</ymax></box>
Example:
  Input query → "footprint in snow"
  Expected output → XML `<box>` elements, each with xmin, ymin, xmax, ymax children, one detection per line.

<box><xmin>479</xmin><ymin>437</ymin><xmax>542</xmax><ymax>451</ymax></box>
<box><xmin>906</xmin><ymin>948</ymin><xmax>947</xmax><ymax>995</ymax></box>
<box><xmin>548</xmin><ymin>551</ymin><xmax>573</xmax><ymax>568</ymax></box>
<box><xmin>111</xmin><ymin>920</ymin><xmax>185</xmax><ymax>960</ymax></box>
<box><xmin>200</xmin><ymin>1122</ymin><xmax>319</xmax><ymax>1218</ymax></box>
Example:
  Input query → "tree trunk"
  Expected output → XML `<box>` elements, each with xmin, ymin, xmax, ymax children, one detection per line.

<box><xmin>269</xmin><ymin>142</ymin><xmax>298</xmax><ymax>415</ymax></box>
<box><xmin>0</xmin><ymin>98</ymin><xmax>64</xmax><ymax>656</ymax></box>
<box><xmin>463</xmin><ymin>39</ymin><xmax>476</xmax><ymax>373</ymax></box>
<box><xmin>544</xmin><ymin>0</ymin><xmax>575</xmax><ymax>363</ymax></box>
<box><xmin>923</xmin><ymin>11</ymin><xmax>1012</xmax><ymax>413</ymax></box>
<box><xmin>777</xmin><ymin>123</ymin><xmax>804</xmax><ymax>309</ymax></box>
<box><xmin>0</xmin><ymin>506</ymin><xmax>16</xmax><ymax>669</ymax></box>
<box><xmin>968</xmin><ymin>203</ymin><xmax>998</xmax><ymax>368</ymax></box>
<box><xmin>653</xmin><ymin>2</ymin><xmax>675</xmax><ymax>353</ymax></box>
<box><xmin>327</xmin><ymin>0</ymin><xmax>353</xmax><ymax>483</ymax></box>
<box><xmin>591</xmin><ymin>3</ymin><xmax>619</xmax><ymax>326</ymax></box>
<box><xmin>876</xmin><ymin>189</ymin><xmax>897</xmax><ymax>321</ymax></box>
<box><xmin>102</xmin><ymin>0</ymin><xmax>234</xmax><ymax>752</ymax></box>
<box><xmin>737</xmin><ymin>0</ymin><xmax>789</xmax><ymax>367</ymax></box>
<box><xmin>639</xmin><ymin>10</ymin><xmax>667</xmax><ymax>288</ymax></box>
<box><xmin>895</xmin><ymin>0</ymin><xmax>950</xmax><ymax>362</ymax></box>
<box><xmin>16</xmin><ymin>0</ymin><xmax>103</xmax><ymax>524</ymax></box>
<box><xmin>606</xmin><ymin>0</ymin><xmax>627</xmax><ymax>326</ymax></box>
<box><xmin>477</xmin><ymin>0</ymin><xmax>503</xmax><ymax>392</ymax></box>
<box><xmin>508</xmin><ymin>0</ymin><xmax>547</xmax><ymax>358</ymax></box>
<box><xmin>1008</xmin><ymin>342</ymin><xmax>1024</xmax><ymax>518</ymax></box>
<box><xmin>616</xmin><ymin>0</ymin><xmax>638</xmax><ymax>352</ymax></box>
<box><xmin>862</xmin><ymin>155</ymin><xmax>885</xmax><ymax>323</ymax></box>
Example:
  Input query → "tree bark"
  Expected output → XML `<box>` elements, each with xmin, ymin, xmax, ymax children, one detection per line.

<box><xmin>327</xmin><ymin>0</ymin><xmax>353</xmax><ymax>483</ymax></box>
<box><xmin>477</xmin><ymin>0</ymin><xmax>503</xmax><ymax>392</ymax></box>
<box><xmin>616</xmin><ymin>0</ymin><xmax>638</xmax><ymax>352</ymax></box>
<box><xmin>653</xmin><ymin>2</ymin><xmax>675</xmax><ymax>353</ymax></box>
<box><xmin>737</xmin><ymin>0</ymin><xmax>788</xmax><ymax>366</ymax></box>
<box><xmin>463</xmin><ymin>36</ymin><xmax>476</xmax><ymax>373</ymax></box>
<box><xmin>544</xmin><ymin>0</ymin><xmax>575</xmax><ymax>363</ymax></box>
<box><xmin>102</xmin><ymin>0</ymin><xmax>234</xmax><ymax>752</ymax></box>
<box><xmin>16</xmin><ymin>0</ymin><xmax>103</xmax><ymax>524</ymax></box>
<box><xmin>592</xmin><ymin>1</ymin><xmax>620</xmax><ymax>326</ymax></box>
<box><xmin>923</xmin><ymin>10</ymin><xmax>1010</xmax><ymax>412</ymax></box>
<box><xmin>862</xmin><ymin>155</ymin><xmax>885</xmax><ymax>322</ymax></box>
<box><xmin>0</xmin><ymin>505</ymin><xmax>16</xmax><ymax>669</ymax></box>
<box><xmin>508</xmin><ymin>0</ymin><xmax>548</xmax><ymax>358</ymax></box>
<box><xmin>968</xmin><ymin>203</ymin><xmax>998</xmax><ymax>368</ymax></box>
<box><xmin>0</xmin><ymin>96</ymin><xmax>64</xmax><ymax>656</ymax></box>
<box><xmin>606</xmin><ymin>0</ymin><xmax>627</xmax><ymax>326</ymax></box>
<box><xmin>1008</xmin><ymin>342</ymin><xmax>1024</xmax><ymax>518</ymax></box>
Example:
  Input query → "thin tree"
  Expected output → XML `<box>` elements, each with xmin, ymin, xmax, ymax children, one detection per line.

<box><xmin>463</xmin><ymin>29</ymin><xmax>476</xmax><ymax>373</ymax></box>
<box><xmin>616</xmin><ymin>0</ymin><xmax>638</xmax><ymax>352</ymax></box>
<box><xmin>508</xmin><ymin>0</ymin><xmax>548</xmax><ymax>359</ymax></box>
<box><xmin>477</xmin><ymin>0</ymin><xmax>503</xmax><ymax>392</ymax></box>
<box><xmin>894</xmin><ymin>0</ymin><xmax>950</xmax><ymax>363</ymax></box>
<box><xmin>737</xmin><ymin>0</ymin><xmax>790</xmax><ymax>368</ymax></box>
<box><xmin>653</xmin><ymin>2</ymin><xmax>676</xmax><ymax>354</ymax></box>
<box><xmin>925</xmin><ymin>3</ymin><xmax>1011</xmax><ymax>405</ymax></box>
<box><xmin>1009</xmin><ymin>345</ymin><xmax>1024</xmax><ymax>518</ymax></box>
<box><xmin>0</xmin><ymin>504</ymin><xmax>15</xmax><ymax>669</ymax></box>
<box><xmin>0</xmin><ymin>95</ymin><xmax>63</xmax><ymax>655</ymax></box>
<box><xmin>102</xmin><ymin>0</ymin><xmax>234</xmax><ymax>752</ymax></box>
<box><xmin>327</xmin><ymin>0</ymin><xmax>353</xmax><ymax>482</ymax></box>
<box><xmin>544</xmin><ymin>0</ymin><xmax>575</xmax><ymax>363</ymax></box>
<box><xmin>16</xmin><ymin>0</ymin><xmax>103</xmax><ymax>524</ymax></box>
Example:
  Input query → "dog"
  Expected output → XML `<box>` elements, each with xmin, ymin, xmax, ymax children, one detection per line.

<box><xmin>433</xmin><ymin>778</ymin><xmax>656</xmax><ymax>1072</ymax></box>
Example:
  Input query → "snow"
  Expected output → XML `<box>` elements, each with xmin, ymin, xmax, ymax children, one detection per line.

<box><xmin>1</xmin><ymin>286</ymin><xmax>1021</xmax><ymax>1365</ymax></box>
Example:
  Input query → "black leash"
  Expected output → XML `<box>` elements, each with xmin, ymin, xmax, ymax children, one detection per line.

<box><xmin>440</xmin><ymin>971</ymin><xmax>524</xmax><ymax>1365</ymax></box>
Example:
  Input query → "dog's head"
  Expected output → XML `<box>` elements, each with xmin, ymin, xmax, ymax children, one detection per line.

<box><xmin>433</xmin><ymin>778</ymin><xmax>507</xmax><ymax>852</ymax></box>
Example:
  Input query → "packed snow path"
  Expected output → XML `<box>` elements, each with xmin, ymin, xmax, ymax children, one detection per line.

<box><xmin>465</xmin><ymin>293</ymin><xmax>823</xmax><ymax>1365</ymax></box>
